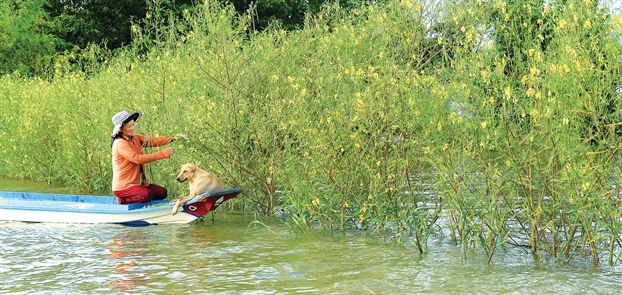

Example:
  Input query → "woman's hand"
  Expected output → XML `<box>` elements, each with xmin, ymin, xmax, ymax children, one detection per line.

<box><xmin>164</xmin><ymin>148</ymin><xmax>175</xmax><ymax>157</ymax></box>
<box><xmin>175</xmin><ymin>133</ymin><xmax>188</xmax><ymax>140</ymax></box>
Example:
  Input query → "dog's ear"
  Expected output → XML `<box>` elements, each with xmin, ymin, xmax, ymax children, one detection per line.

<box><xmin>189</xmin><ymin>164</ymin><xmax>196</xmax><ymax>172</ymax></box>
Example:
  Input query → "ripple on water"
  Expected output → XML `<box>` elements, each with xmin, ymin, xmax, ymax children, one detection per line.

<box><xmin>2</xmin><ymin>216</ymin><xmax>622</xmax><ymax>294</ymax></box>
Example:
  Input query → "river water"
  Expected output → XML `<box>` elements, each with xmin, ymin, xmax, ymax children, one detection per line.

<box><xmin>1</xmin><ymin>178</ymin><xmax>622</xmax><ymax>294</ymax></box>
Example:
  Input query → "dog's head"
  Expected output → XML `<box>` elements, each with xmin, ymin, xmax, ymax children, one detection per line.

<box><xmin>176</xmin><ymin>163</ymin><xmax>196</xmax><ymax>183</ymax></box>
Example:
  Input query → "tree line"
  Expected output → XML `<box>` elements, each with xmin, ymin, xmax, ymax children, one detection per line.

<box><xmin>0</xmin><ymin>0</ymin><xmax>356</xmax><ymax>77</ymax></box>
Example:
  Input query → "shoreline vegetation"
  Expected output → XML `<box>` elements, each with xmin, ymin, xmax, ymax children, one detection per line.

<box><xmin>2</xmin><ymin>0</ymin><xmax>622</xmax><ymax>265</ymax></box>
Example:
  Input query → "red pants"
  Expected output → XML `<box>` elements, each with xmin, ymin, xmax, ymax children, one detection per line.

<box><xmin>114</xmin><ymin>184</ymin><xmax>168</xmax><ymax>204</ymax></box>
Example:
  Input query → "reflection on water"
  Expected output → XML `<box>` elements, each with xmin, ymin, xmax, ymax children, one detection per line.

<box><xmin>0</xmin><ymin>176</ymin><xmax>108</xmax><ymax>195</ymax></box>
<box><xmin>108</xmin><ymin>231</ymin><xmax>150</xmax><ymax>292</ymax></box>
<box><xmin>0</xmin><ymin>177</ymin><xmax>75</xmax><ymax>194</ymax></box>
<box><xmin>2</xmin><ymin>178</ymin><xmax>622</xmax><ymax>294</ymax></box>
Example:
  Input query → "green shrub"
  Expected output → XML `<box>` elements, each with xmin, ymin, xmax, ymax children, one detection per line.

<box><xmin>2</xmin><ymin>0</ymin><xmax>622</xmax><ymax>264</ymax></box>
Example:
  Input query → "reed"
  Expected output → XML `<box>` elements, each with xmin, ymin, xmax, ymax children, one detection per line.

<box><xmin>1</xmin><ymin>0</ymin><xmax>622</xmax><ymax>264</ymax></box>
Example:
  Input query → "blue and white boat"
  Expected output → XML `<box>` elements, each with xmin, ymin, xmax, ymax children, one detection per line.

<box><xmin>0</xmin><ymin>188</ymin><xmax>242</xmax><ymax>226</ymax></box>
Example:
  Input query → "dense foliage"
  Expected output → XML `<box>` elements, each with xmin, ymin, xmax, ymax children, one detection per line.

<box><xmin>0</xmin><ymin>0</ymin><xmax>356</xmax><ymax>77</ymax></box>
<box><xmin>1</xmin><ymin>0</ymin><xmax>622</xmax><ymax>265</ymax></box>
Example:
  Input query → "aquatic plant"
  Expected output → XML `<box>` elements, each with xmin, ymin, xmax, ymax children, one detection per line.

<box><xmin>1</xmin><ymin>0</ymin><xmax>622</xmax><ymax>265</ymax></box>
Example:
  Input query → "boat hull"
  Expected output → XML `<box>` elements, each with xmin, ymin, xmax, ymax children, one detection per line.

<box><xmin>0</xmin><ymin>188</ymin><xmax>241</xmax><ymax>226</ymax></box>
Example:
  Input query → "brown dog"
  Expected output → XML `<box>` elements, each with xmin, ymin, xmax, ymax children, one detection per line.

<box><xmin>172</xmin><ymin>163</ymin><xmax>224</xmax><ymax>215</ymax></box>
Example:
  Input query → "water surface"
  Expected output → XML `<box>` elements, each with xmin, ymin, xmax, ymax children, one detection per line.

<box><xmin>1</xmin><ymin>178</ymin><xmax>621</xmax><ymax>294</ymax></box>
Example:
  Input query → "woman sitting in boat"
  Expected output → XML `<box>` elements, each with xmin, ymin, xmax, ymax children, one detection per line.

<box><xmin>110</xmin><ymin>110</ymin><xmax>187</xmax><ymax>204</ymax></box>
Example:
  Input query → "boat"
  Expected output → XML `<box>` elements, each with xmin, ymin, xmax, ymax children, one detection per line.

<box><xmin>0</xmin><ymin>188</ymin><xmax>242</xmax><ymax>226</ymax></box>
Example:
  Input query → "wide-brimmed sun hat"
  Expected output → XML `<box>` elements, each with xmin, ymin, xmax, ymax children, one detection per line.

<box><xmin>111</xmin><ymin>110</ymin><xmax>142</xmax><ymax>137</ymax></box>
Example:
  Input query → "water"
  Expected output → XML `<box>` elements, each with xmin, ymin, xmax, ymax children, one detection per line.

<box><xmin>1</xmin><ymin>178</ymin><xmax>622</xmax><ymax>294</ymax></box>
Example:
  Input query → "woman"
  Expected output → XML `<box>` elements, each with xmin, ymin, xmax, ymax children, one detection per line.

<box><xmin>110</xmin><ymin>110</ymin><xmax>186</xmax><ymax>204</ymax></box>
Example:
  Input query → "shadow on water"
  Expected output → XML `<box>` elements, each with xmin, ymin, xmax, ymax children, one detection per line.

<box><xmin>2</xmin><ymin>178</ymin><xmax>622</xmax><ymax>294</ymax></box>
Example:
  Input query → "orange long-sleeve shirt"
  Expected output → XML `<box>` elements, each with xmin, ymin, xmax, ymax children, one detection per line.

<box><xmin>111</xmin><ymin>134</ymin><xmax>174</xmax><ymax>191</ymax></box>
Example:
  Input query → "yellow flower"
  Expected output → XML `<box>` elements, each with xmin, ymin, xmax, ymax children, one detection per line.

<box><xmin>583</xmin><ymin>20</ymin><xmax>591</xmax><ymax>28</ymax></box>
<box><xmin>521</xmin><ymin>75</ymin><xmax>528</xmax><ymax>85</ymax></box>
<box><xmin>559</xmin><ymin>19</ymin><xmax>567</xmax><ymax>28</ymax></box>
<box><xmin>504</xmin><ymin>87</ymin><xmax>511</xmax><ymax>99</ymax></box>
<box><xmin>529</xmin><ymin>109</ymin><xmax>539</xmax><ymax>117</ymax></box>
